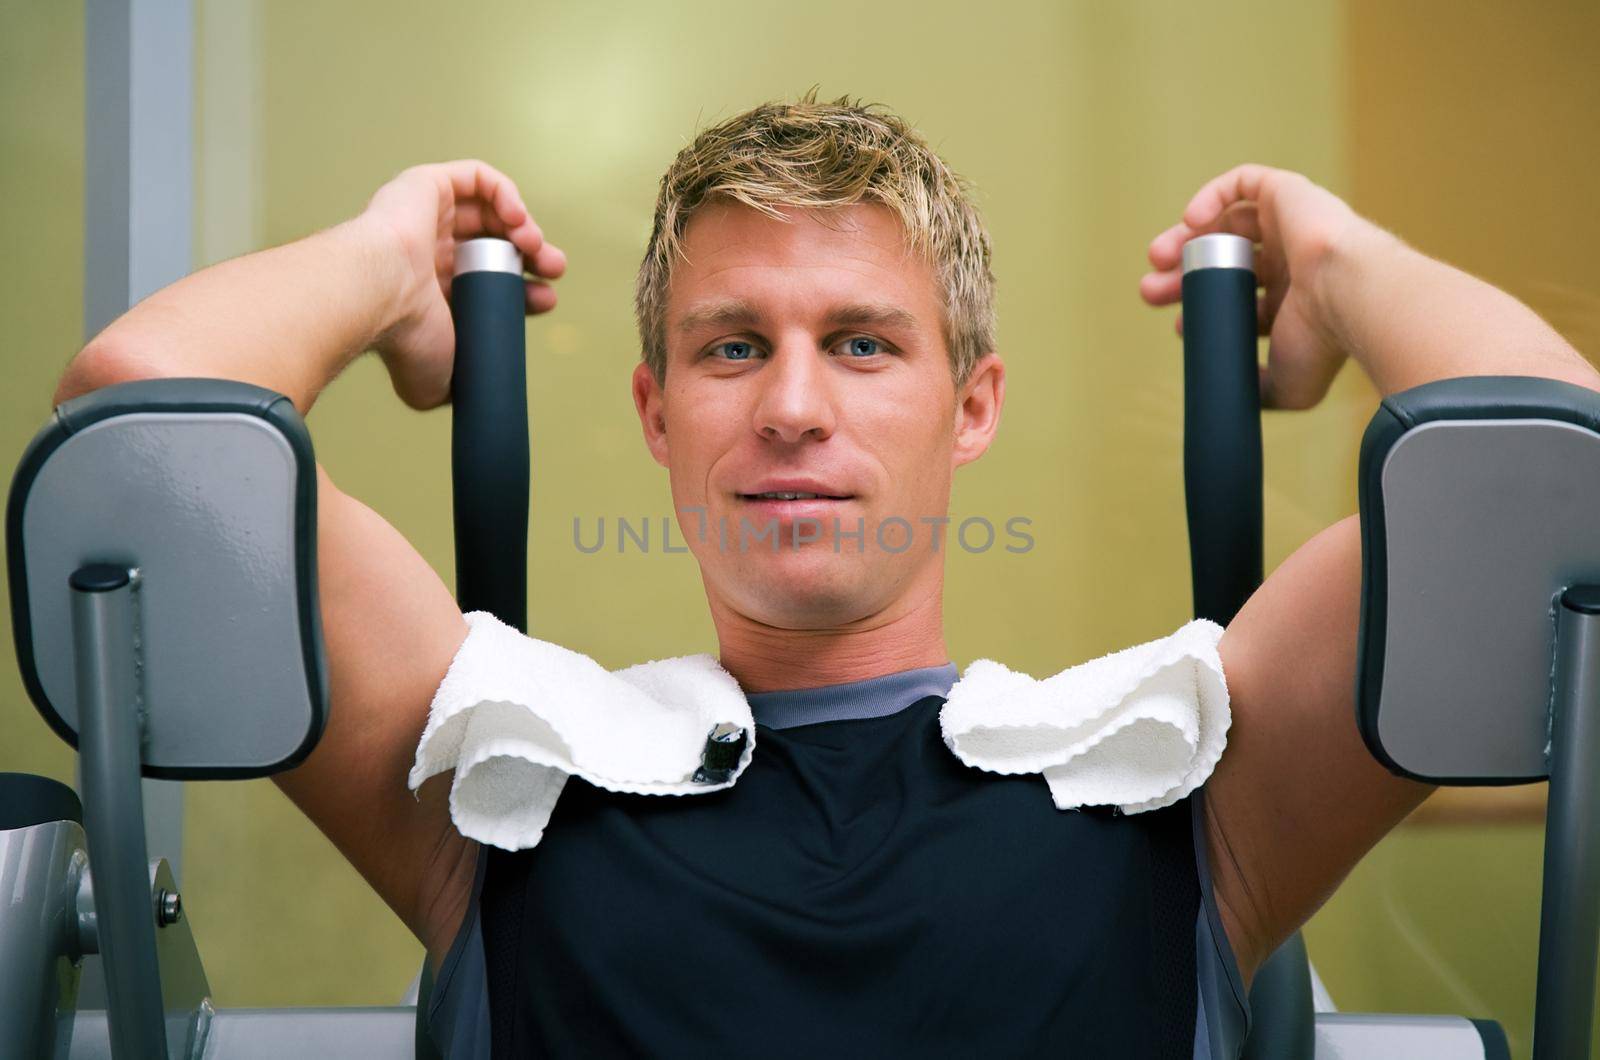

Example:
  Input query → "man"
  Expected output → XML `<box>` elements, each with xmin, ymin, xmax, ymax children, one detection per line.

<box><xmin>55</xmin><ymin>94</ymin><xmax>1599</xmax><ymax>1056</ymax></box>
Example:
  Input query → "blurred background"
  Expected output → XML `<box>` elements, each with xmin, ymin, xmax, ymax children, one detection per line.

<box><xmin>3</xmin><ymin>1</ymin><xmax>1597</xmax><ymax>1056</ymax></box>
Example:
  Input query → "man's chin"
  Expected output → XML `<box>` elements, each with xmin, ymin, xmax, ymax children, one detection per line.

<box><xmin>714</xmin><ymin>549</ymin><xmax>886</xmax><ymax>628</ymax></box>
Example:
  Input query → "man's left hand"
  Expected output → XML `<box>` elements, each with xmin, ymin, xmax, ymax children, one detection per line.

<box><xmin>1139</xmin><ymin>164</ymin><xmax>1369</xmax><ymax>411</ymax></box>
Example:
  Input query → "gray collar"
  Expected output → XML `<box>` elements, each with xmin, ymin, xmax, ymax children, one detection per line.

<box><xmin>744</xmin><ymin>663</ymin><xmax>959</xmax><ymax>731</ymax></box>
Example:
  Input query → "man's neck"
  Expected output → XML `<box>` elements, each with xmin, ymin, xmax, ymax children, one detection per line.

<box><xmin>709</xmin><ymin>580</ymin><xmax>950</xmax><ymax>693</ymax></box>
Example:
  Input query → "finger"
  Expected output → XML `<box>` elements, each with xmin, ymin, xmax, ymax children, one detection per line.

<box><xmin>1216</xmin><ymin>201</ymin><xmax>1262</xmax><ymax>243</ymax></box>
<box><xmin>506</xmin><ymin>219</ymin><xmax>549</xmax><ymax>271</ymax></box>
<box><xmin>1139</xmin><ymin>269</ymin><xmax>1182</xmax><ymax>307</ymax></box>
<box><xmin>474</xmin><ymin>162</ymin><xmax>529</xmax><ymax>231</ymax></box>
<box><xmin>1258</xmin><ymin>294</ymin><xmax>1273</xmax><ymax>337</ymax></box>
<box><xmin>525</xmin><ymin>280</ymin><xmax>558</xmax><ymax>314</ymax></box>
<box><xmin>1183</xmin><ymin>163</ymin><xmax>1273</xmax><ymax>230</ymax></box>
<box><xmin>451</xmin><ymin>201</ymin><xmax>511</xmax><ymax>240</ymax></box>
<box><xmin>1148</xmin><ymin>221</ymin><xmax>1193</xmax><ymax>270</ymax></box>
<box><xmin>443</xmin><ymin>158</ymin><xmax>529</xmax><ymax>232</ymax></box>
<box><xmin>529</xmin><ymin>240</ymin><xmax>567</xmax><ymax>281</ymax></box>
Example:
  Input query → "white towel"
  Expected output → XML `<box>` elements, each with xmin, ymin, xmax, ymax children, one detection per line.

<box><xmin>940</xmin><ymin>619</ymin><xmax>1229</xmax><ymax>814</ymax></box>
<box><xmin>407</xmin><ymin>611</ymin><xmax>756</xmax><ymax>851</ymax></box>
<box><xmin>409</xmin><ymin>612</ymin><xmax>1230</xmax><ymax>850</ymax></box>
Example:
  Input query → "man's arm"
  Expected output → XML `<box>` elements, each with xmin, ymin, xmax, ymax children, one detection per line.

<box><xmin>1143</xmin><ymin>165</ymin><xmax>1600</xmax><ymax>984</ymax></box>
<box><xmin>54</xmin><ymin>160</ymin><xmax>564</xmax><ymax>969</ymax></box>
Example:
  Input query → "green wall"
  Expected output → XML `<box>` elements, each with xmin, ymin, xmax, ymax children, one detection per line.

<box><xmin>2</xmin><ymin>3</ymin><xmax>1590</xmax><ymax>1056</ymax></box>
<box><xmin>3</xmin><ymin>3</ymin><xmax>83</xmax><ymax>800</ymax></box>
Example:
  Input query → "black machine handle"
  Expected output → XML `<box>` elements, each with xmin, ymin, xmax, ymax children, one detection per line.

<box><xmin>1182</xmin><ymin>232</ymin><xmax>1263</xmax><ymax>626</ymax></box>
<box><xmin>1182</xmin><ymin>233</ymin><xmax>1314</xmax><ymax>1060</ymax></box>
<box><xmin>417</xmin><ymin>237</ymin><xmax>533</xmax><ymax>1060</ymax></box>
<box><xmin>450</xmin><ymin>237</ymin><xmax>531</xmax><ymax>634</ymax></box>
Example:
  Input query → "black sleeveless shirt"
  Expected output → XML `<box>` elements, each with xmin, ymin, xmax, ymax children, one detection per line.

<box><xmin>454</xmin><ymin>664</ymin><xmax>1246</xmax><ymax>1058</ymax></box>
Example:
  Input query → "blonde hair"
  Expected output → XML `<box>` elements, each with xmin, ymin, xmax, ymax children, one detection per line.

<box><xmin>634</xmin><ymin>90</ymin><xmax>996</xmax><ymax>386</ymax></box>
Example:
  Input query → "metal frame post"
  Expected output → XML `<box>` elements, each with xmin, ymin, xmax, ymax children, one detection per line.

<box><xmin>1533</xmin><ymin>585</ymin><xmax>1600</xmax><ymax>1058</ymax></box>
<box><xmin>70</xmin><ymin>563</ymin><xmax>167</xmax><ymax>1058</ymax></box>
<box><xmin>84</xmin><ymin>0</ymin><xmax>194</xmax><ymax>885</ymax></box>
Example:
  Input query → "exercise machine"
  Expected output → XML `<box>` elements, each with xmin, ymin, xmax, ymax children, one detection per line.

<box><xmin>3</xmin><ymin>234</ymin><xmax>1589</xmax><ymax>1057</ymax></box>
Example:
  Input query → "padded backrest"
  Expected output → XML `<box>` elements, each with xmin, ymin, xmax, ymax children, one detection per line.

<box><xmin>1357</xmin><ymin>375</ymin><xmax>1600</xmax><ymax>783</ymax></box>
<box><xmin>6</xmin><ymin>378</ymin><xmax>327</xmax><ymax>778</ymax></box>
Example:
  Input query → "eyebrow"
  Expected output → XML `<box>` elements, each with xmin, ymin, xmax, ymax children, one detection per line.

<box><xmin>674</xmin><ymin>299</ymin><xmax>922</xmax><ymax>336</ymax></box>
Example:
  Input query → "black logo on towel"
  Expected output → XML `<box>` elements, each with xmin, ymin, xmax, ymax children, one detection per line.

<box><xmin>692</xmin><ymin>722</ymin><xmax>748</xmax><ymax>784</ymax></box>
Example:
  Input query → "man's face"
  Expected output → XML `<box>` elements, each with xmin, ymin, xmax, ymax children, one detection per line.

<box><xmin>632</xmin><ymin>200</ymin><xmax>1001</xmax><ymax>630</ymax></box>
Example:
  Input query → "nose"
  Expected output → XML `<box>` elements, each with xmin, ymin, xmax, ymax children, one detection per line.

<box><xmin>751</xmin><ymin>338</ymin><xmax>836</xmax><ymax>444</ymax></box>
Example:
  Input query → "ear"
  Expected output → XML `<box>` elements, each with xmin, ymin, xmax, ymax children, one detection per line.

<box><xmin>632</xmin><ymin>360</ymin><xmax>670</xmax><ymax>467</ymax></box>
<box><xmin>952</xmin><ymin>352</ymin><xmax>1005</xmax><ymax>469</ymax></box>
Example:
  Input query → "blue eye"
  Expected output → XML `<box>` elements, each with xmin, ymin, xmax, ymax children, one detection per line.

<box><xmin>842</xmin><ymin>337</ymin><xmax>881</xmax><ymax>358</ymax></box>
<box><xmin>712</xmin><ymin>341</ymin><xmax>758</xmax><ymax>361</ymax></box>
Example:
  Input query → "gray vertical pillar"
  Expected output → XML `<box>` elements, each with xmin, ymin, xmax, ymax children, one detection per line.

<box><xmin>84</xmin><ymin>0</ymin><xmax>193</xmax><ymax>883</ymax></box>
<box><xmin>1533</xmin><ymin>587</ymin><xmax>1600</xmax><ymax>1059</ymax></box>
<box><xmin>72</xmin><ymin>565</ymin><xmax>168</xmax><ymax>1059</ymax></box>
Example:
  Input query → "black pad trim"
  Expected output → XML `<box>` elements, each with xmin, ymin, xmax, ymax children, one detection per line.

<box><xmin>1469</xmin><ymin>1018</ymin><xmax>1511</xmax><ymax>1060</ymax></box>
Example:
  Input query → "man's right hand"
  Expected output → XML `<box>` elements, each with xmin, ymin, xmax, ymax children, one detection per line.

<box><xmin>360</xmin><ymin>159</ymin><xmax>567</xmax><ymax>410</ymax></box>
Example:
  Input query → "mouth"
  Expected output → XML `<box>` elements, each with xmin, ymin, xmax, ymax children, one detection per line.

<box><xmin>735</xmin><ymin>475</ymin><xmax>856</xmax><ymax>506</ymax></box>
<box><xmin>734</xmin><ymin>488</ymin><xmax>857</xmax><ymax>528</ymax></box>
<box><xmin>736</xmin><ymin>492</ymin><xmax>856</xmax><ymax>517</ymax></box>
<box><xmin>738</xmin><ymin>490</ymin><xmax>854</xmax><ymax>502</ymax></box>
